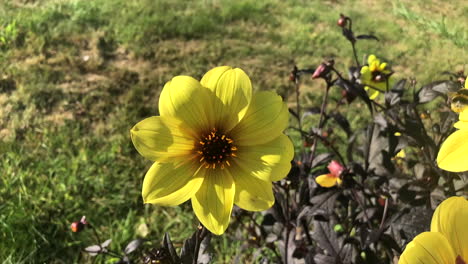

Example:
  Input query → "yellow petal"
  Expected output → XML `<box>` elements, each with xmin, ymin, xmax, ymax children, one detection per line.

<box><xmin>437</xmin><ymin>130</ymin><xmax>468</xmax><ymax>172</ymax></box>
<box><xmin>315</xmin><ymin>174</ymin><xmax>338</xmax><ymax>188</ymax></box>
<box><xmin>430</xmin><ymin>196</ymin><xmax>468</xmax><ymax>261</ymax></box>
<box><xmin>130</xmin><ymin>116</ymin><xmax>195</xmax><ymax>162</ymax></box>
<box><xmin>399</xmin><ymin>232</ymin><xmax>456</xmax><ymax>264</ymax></box>
<box><xmin>367</xmin><ymin>54</ymin><xmax>376</xmax><ymax>65</ymax></box>
<box><xmin>230</xmin><ymin>91</ymin><xmax>289</xmax><ymax>146</ymax></box>
<box><xmin>453</xmin><ymin>120</ymin><xmax>468</xmax><ymax>129</ymax></box>
<box><xmin>233</xmin><ymin>172</ymin><xmax>274</xmax><ymax>211</ymax></box>
<box><xmin>379</xmin><ymin>62</ymin><xmax>387</xmax><ymax>71</ymax></box>
<box><xmin>200</xmin><ymin>66</ymin><xmax>252</xmax><ymax>132</ymax></box>
<box><xmin>142</xmin><ymin>162</ymin><xmax>204</xmax><ymax>206</ymax></box>
<box><xmin>360</xmin><ymin>66</ymin><xmax>370</xmax><ymax>75</ymax></box>
<box><xmin>233</xmin><ymin>134</ymin><xmax>294</xmax><ymax>182</ymax></box>
<box><xmin>158</xmin><ymin>76</ymin><xmax>216</xmax><ymax>133</ymax></box>
<box><xmin>368</xmin><ymin>89</ymin><xmax>380</xmax><ymax>100</ymax></box>
<box><xmin>192</xmin><ymin>169</ymin><xmax>235</xmax><ymax>235</ymax></box>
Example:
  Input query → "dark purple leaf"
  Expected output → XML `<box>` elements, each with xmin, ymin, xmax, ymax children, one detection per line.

<box><xmin>356</xmin><ymin>34</ymin><xmax>379</xmax><ymax>41</ymax></box>
<box><xmin>311</xmin><ymin>153</ymin><xmax>333</xmax><ymax>168</ymax></box>
<box><xmin>124</xmin><ymin>239</ymin><xmax>144</xmax><ymax>255</ymax></box>
<box><xmin>163</xmin><ymin>233</ymin><xmax>180</xmax><ymax>264</ymax></box>
<box><xmin>85</xmin><ymin>245</ymin><xmax>102</xmax><ymax>256</ymax></box>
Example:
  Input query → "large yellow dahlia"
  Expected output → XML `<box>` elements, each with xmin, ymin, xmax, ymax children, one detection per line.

<box><xmin>399</xmin><ymin>196</ymin><xmax>468</xmax><ymax>264</ymax></box>
<box><xmin>130</xmin><ymin>66</ymin><xmax>294</xmax><ymax>235</ymax></box>
<box><xmin>437</xmin><ymin>80</ymin><xmax>468</xmax><ymax>172</ymax></box>
<box><xmin>360</xmin><ymin>54</ymin><xmax>392</xmax><ymax>100</ymax></box>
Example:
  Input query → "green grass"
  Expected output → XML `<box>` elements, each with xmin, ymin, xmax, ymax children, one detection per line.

<box><xmin>0</xmin><ymin>0</ymin><xmax>466</xmax><ymax>262</ymax></box>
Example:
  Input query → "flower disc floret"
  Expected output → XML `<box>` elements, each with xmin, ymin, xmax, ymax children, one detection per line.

<box><xmin>130</xmin><ymin>66</ymin><xmax>294</xmax><ymax>235</ymax></box>
<box><xmin>196</xmin><ymin>128</ymin><xmax>236</xmax><ymax>169</ymax></box>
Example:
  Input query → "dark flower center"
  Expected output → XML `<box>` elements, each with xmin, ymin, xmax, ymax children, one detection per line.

<box><xmin>371</xmin><ymin>71</ymin><xmax>385</xmax><ymax>82</ymax></box>
<box><xmin>196</xmin><ymin>128</ymin><xmax>237</xmax><ymax>169</ymax></box>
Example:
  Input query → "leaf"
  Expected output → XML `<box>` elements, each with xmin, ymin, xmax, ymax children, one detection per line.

<box><xmin>331</xmin><ymin>113</ymin><xmax>352</xmax><ymax>137</ymax></box>
<box><xmin>416</xmin><ymin>80</ymin><xmax>459</xmax><ymax>103</ymax></box>
<box><xmin>392</xmin><ymin>79</ymin><xmax>407</xmax><ymax>91</ymax></box>
<box><xmin>124</xmin><ymin>239</ymin><xmax>144</xmax><ymax>255</ymax></box>
<box><xmin>101</xmin><ymin>239</ymin><xmax>112</xmax><ymax>248</ymax></box>
<box><xmin>312</xmin><ymin>220</ymin><xmax>341</xmax><ymax>258</ymax></box>
<box><xmin>85</xmin><ymin>245</ymin><xmax>102</xmax><ymax>256</ymax></box>
<box><xmin>163</xmin><ymin>233</ymin><xmax>180</xmax><ymax>263</ymax></box>
<box><xmin>311</xmin><ymin>153</ymin><xmax>333</xmax><ymax>168</ymax></box>
<box><xmin>180</xmin><ymin>231</ymin><xmax>197</xmax><ymax>264</ymax></box>
<box><xmin>416</xmin><ymin>83</ymin><xmax>440</xmax><ymax>104</ymax></box>
<box><xmin>356</xmin><ymin>34</ymin><xmax>379</xmax><ymax>41</ymax></box>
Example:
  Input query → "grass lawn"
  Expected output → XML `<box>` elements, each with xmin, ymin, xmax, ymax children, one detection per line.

<box><xmin>0</xmin><ymin>0</ymin><xmax>466</xmax><ymax>262</ymax></box>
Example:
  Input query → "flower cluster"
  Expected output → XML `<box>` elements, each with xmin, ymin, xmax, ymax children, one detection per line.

<box><xmin>131</xmin><ymin>66</ymin><xmax>294</xmax><ymax>235</ymax></box>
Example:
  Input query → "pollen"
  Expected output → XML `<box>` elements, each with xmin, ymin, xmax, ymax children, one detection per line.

<box><xmin>196</xmin><ymin>128</ymin><xmax>237</xmax><ymax>169</ymax></box>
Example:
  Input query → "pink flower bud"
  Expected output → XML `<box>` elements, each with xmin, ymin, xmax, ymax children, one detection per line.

<box><xmin>337</xmin><ymin>14</ymin><xmax>347</xmax><ymax>27</ymax></box>
<box><xmin>312</xmin><ymin>63</ymin><xmax>327</xmax><ymax>79</ymax></box>
<box><xmin>327</xmin><ymin>160</ymin><xmax>344</xmax><ymax>177</ymax></box>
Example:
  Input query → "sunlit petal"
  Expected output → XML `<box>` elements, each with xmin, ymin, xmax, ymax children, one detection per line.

<box><xmin>233</xmin><ymin>134</ymin><xmax>293</xmax><ymax>182</ymax></box>
<box><xmin>399</xmin><ymin>232</ymin><xmax>456</xmax><ymax>264</ymax></box>
<box><xmin>430</xmin><ymin>196</ymin><xmax>468</xmax><ymax>261</ymax></box>
<box><xmin>158</xmin><ymin>76</ymin><xmax>216</xmax><ymax>133</ymax></box>
<box><xmin>130</xmin><ymin>116</ymin><xmax>195</xmax><ymax>162</ymax></box>
<box><xmin>315</xmin><ymin>174</ymin><xmax>338</xmax><ymax>188</ymax></box>
<box><xmin>143</xmin><ymin>162</ymin><xmax>204</xmax><ymax>206</ymax></box>
<box><xmin>230</xmin><ymin>91</ymin><xmax>289</xmax><ymax>146</ymax></box>
<box><xmin>367</xmin><ymin>54</ymin><xmax>376</xmax><ymax>65</ymax></box>
<box><xmin>437</xmin><ymin>130</ymin><xmax>468</xmax><ymax>172</ymax></box>
<box><xmin>200</xmin><ymin>66</ymin><xmax>252</xmax><ymax>132</ymax></box>
<box><xmin>192</xmin><ymin>169</ymin><xmax>235</xmax><ymax>235</ymax></box>
<box><xmin>233</xmin><ymin>171</ymin><xmax>274</xmax><ymax>211</ymax></box>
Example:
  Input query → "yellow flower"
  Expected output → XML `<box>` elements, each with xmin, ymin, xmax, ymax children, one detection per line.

<box><xmin>315</xmin><ymin>160</ymin><xmax>344</xmax><ymax>187</ymax></box>
<box><xmin>399</xmin><ymin>196</ymin><xmax>468</xmax><ymax>264</ymax></box>
<box><xmin>360</xmin><ymin>54</ymin><xmax>393</xmax><ymax>100</ymax></box>
<box><xmin>130</xmin><ymin>66</ymin><xmax>294</xmax><ymax>235</ymax></box>
<box><xmin>437</xmin><ymin>80</ymin><xmax>468</xmax><ymax>172</ymax></box>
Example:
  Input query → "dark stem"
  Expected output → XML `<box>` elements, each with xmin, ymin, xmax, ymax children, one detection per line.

<box><xmin>284</xmin><ymin>183</ymin><xmax>290</xmax><ymax>264</ymax></box>
<box><xmin>351</xmin><ymin>42</ymin><xmax>360</xmax><ymax>68</ymax></box>
<box><xmin>379</xmin><ymin>198</ymin><xmax>389</xmax><ymax>230</ymax></box>
<box><xmin>192</xmin><ymin>224</ymin><xmax>207</xmax><ymax>264</ymax></box>
<box><xmin>308</xmin><ymin>83</ymin><xmax>331</xmax><ymax>167</ymax></box>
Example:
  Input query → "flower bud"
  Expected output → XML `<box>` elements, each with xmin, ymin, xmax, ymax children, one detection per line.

<box><xmin>312</xmin><ymin>60</ymin><xmax>334</xmax><ymax>79</ymax></box>
<box><xmin>70</xmin><ymin>216</ymin><xmax>87</xmax><ymax>233</ymax></box>
<box><xmin>327</xmin><ymin>160</ymin><xmax>344</xmax><ymax>177</ymax></box>
<box><xmin>71</xmin><ymin>221</ymin><xmax>84</xmax><ymax>233</ymax></box>
<box><xmin>337</xmin><ymin>14</ymin><xmax>347</xmax><ymax>27</ymax></box>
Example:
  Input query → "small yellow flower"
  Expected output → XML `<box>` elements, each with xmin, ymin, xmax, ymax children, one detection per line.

<box><xmin>360</xmin><ymin>54</ymin><xmax>393</xmax><ymax>100</ymax></box>
<box><xmin>399</xmin><ymin>196</ymin><xmax>468</xmax><ymax>264</ymax></box>
<box><xmin>130</xmin><ymin>66</ymin><xmax>294</xmax><ymax>235</ymax></box>
<box><xmin>437</xmin><ymin>79</ymin><xmax>468</xmax><ymax>172</ymax></box>
<box><xmin>315</xmin><ymin>160</ymin><xmax>344</xmax><ymax>188</ymax></box>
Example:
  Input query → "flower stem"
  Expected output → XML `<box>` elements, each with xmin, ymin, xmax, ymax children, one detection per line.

<box><xmin>192</xmin><ymin>224</ymin><xmax>207</xmax><ymax>264</ymax></box>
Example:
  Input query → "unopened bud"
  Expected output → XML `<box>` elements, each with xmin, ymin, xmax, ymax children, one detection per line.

<box><xmin>71</xmin><ymin>221</ymin><xmax>84</xmax><ymax>233</ymax></box>
<box><xmin>327</xmin><ymin>160</ymin><xmax>345</xmax><ymax>177</ymax></box>
<box><xmin>312</xmin><ymin>60</ymin><xmax>334</xmax><ymax>79</ymax></box>
<box><xmin>337</xmin><ymin>14</ymin><xmax>347</xmax><ymax>27</ymax></box>
<box><xmin>70</xmin><ymin>216</ymin><xmax>87</xmax><ymax>233</ymax></box>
